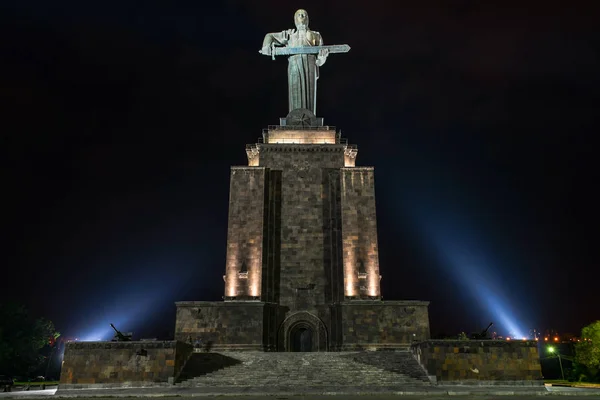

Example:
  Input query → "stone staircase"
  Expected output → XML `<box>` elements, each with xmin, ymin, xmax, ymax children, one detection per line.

<box><xmin>176</xmin><ymin>351</ymin><xmax>431</xmax><ymax>388</ymax></box>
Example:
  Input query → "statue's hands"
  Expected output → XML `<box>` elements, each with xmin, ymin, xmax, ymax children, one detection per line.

<box><xmin>318</xmin><ymin>48</ymin><xmax>330</xmax><ymax>58</ymax></box>
<box><xmin>316</xmin><ymin>48</ymin><xmax>329</xmax><ymax>66</ymax></box>
<box><xmin>260</xmin><ymin>45</ymin><xmax>272</xmax><ymax>56</ymax></box>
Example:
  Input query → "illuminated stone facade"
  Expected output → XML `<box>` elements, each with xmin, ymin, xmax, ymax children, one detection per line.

<box><xmin>175</xmin><ymin>125</ymin><xmax>431</xmax><ymax>351</ymax></box>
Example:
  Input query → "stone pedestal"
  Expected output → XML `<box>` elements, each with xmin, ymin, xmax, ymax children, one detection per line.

<box><xmin>175</xmin><ymin>124</ymin><xmax>431</xmax><ymax>352</ymax></box>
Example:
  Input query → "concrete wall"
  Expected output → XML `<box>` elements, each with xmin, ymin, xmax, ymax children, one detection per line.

<box><xmin>58</xmin><ymin>340</ymin><xmax>192</xmax><ymax>389</ymax></box>
<box><xmin>174</xmin><ymin>301</ymin><xmax>280</xmax><ymax>351</ymax></box>
<box><xmin>411</xmin><ymin>340</ymin><xmax>543</xmax><ymax>385</ymax></box>
<box><xmin>338</xmin><ymin>301</ymin><xmax>430</xmax><ymax>350</ymax></box>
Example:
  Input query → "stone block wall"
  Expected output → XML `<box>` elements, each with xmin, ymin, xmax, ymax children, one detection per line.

<box><xmin>176</xmin><ymin>131</ymin><xmax>434</xmax><ymax>353</ymax></box>
<box><xmin>258</xmin><ymin>144</ymin><xmax>346</xmax><ymax>313</ymax></box>
<box><xmin>261</xmin><ymin>168</ymin><xmax>281</xmax><ymax>304</ymax></box>
<box><xmin>338</xmin><ymin>301</ymin><xmax>430</xmax><ymax>350</ymax></box>
<box><xmin>340</xmin><ymin>167</ymin><xmax>380</xmax><ymax>299</ymax></box>
<box><xmin>174</xmin><ymin>301</ymin><xmax>279</xmax><ymax>351</ymax></box>
<box><xmin>224</xmin><ymin>167</ymin><xmax>267</xmax><ymax>299</ymax></box>
<box><xmin>411</xmin><ymin>340</ymin><xmax>543</xmax><ymax>385</ymax></box>
<box><xmin>58</xmin><ymin>340</ymin><xmax>192</xmax><ymax>389</ymax></box>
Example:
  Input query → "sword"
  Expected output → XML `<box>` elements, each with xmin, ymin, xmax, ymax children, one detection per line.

<box><xmin>260</xmin><ymin>44</ymin><xmax>351</xmax><ymax>60</ymax></box>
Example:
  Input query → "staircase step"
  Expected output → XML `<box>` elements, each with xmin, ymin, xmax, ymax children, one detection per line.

<box><xmin>176</xmin><ymin>351</ymin><xmax>431</xmax><ymax>388</ymax></box>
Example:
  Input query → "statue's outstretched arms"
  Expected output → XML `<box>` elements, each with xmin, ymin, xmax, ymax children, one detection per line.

<box><xmin>260</xmin><ymin>30</ymin><xmax>291</xmax><ymax>56</ymax></box>
<box><xmin>315</xmin><ymin>34</ymin><xmax>329</xmax><ymax>66</ymax></box>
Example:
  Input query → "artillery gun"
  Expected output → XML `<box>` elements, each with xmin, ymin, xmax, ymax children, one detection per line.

<box><xmin>110</xmin><ymin>323</ymin><xmax>132</xmax><ymax>342</ymax></box>
<box><xmin>470</xmin><ymin>322</ymin><xmax>494</xmax><ymax>340</ymax></box>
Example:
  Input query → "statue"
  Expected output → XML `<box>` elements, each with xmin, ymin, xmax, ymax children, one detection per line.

<box><xmin>260</xmin><ymin>9</ymin><xmax>350</xmax><ymax>119</ymax></box>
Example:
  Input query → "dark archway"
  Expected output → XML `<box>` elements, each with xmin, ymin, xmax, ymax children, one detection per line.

<box><xmin>277</xmin><ymin>311</ymin><xmax>328</xmax><ymax>352</ymax></box>
<box><xmin>290</xmin><ymin>324</ymin><xmax>313</xmax><ymax>352</ymax></box>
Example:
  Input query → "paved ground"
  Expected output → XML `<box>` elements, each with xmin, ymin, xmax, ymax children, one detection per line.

<box><xmin>2</xmin><ymin>386</ymin><xmax>600</xmax><ymax>398</ymax></box>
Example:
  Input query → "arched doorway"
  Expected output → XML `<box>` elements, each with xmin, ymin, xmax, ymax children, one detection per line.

<box><xmin>277</xmin><ymin>311</ymin><xmax>328</xmax><ymax>352</ymax></box>
<box><xmin>290</xmin><ymin>324</ymin><xmax>313</xmax><ymax>352</ymax></box>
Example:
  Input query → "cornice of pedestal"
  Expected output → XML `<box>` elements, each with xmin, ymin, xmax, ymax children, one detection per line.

<box><xmin>245</xmin><ymin>142</ymin><xmax>359</xmax><ymax>167</ymax></box>
<box><xmin>258</xmin><ymin>144</ymin><xmax>346</xmax><ymax>151</ymax></box>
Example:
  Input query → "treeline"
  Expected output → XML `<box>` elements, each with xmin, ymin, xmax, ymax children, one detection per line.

<box><xmin>0</xmin><ymin>303</ymin><xmax>60</xmax><ymax>379</ymax></box>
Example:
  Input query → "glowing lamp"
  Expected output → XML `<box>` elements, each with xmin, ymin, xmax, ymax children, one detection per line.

<box><xmin>506</xmin><ymin>337</ymin><xmax>511</xmax><ymax>341</ymax></box>
<box><xmin>554</xmin><ymin>337</ymin><xmax>559</xmax><ymax>342</ymax></box>
<box><xmin>548</xmin><ymin>346</ymin><xmax>555</xmax><ymax>353</ymax></box>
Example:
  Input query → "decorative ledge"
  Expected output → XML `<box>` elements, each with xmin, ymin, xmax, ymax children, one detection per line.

<box><xmin>258</xmin><ymin>144</ymin><xmax>346</xmax><ymax>152</ymax></box>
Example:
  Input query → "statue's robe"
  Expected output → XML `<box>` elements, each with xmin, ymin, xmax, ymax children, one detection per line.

<box><xmin>269</xmin><ymin>29</ymin><xmax>323</xmax><ymax>114</ymax></box>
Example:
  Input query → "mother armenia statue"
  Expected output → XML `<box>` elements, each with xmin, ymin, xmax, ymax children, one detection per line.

<box><xmin>260</xmin><ymin>9</ymin><xmax>350</xmax><ymax>117</ymax></box>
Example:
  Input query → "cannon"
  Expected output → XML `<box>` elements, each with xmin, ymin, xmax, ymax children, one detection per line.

<box><xmin>110</xmin><ymin>323</ymin><xmax>132</xmax><ymax>342</ymax></box>
<box><xmin>470</xmin><ymin>322</ymin><xmax>494</xmax><ymax>340</ymax></box>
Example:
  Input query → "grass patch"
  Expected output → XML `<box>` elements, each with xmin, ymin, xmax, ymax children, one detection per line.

<box><xmin>14</xmin><ymin>381</ymin><xmax>59</xmax><ymax>386</ymax></box>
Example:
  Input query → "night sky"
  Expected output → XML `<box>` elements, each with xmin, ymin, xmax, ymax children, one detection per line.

<box><xmin>2</xmin><ymin>1</ymin><xmax>598</xmax><ymax>340</ymax></box>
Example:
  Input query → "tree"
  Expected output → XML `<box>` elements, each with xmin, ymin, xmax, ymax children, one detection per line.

<box><xmin>574</xmin><ymin>320</ymin><xmax>600</xmax><ymax>382</ymax></box>
<box><xmin>0</xmin><ymin>302</ymin><xmax>59</xmax><ymax>377</ymax></box>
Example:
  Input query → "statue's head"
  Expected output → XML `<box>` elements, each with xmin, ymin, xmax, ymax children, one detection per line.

<box><xmin>294</xmin><ymin>9</ymin><xmax>309</xmax><ymax>29</ymax></box>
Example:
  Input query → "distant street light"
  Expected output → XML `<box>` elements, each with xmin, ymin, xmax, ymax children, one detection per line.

<box><xmin>548</xmin><ymin>346</ymin><xmax>565</xmax><ymax>380</ymax></box>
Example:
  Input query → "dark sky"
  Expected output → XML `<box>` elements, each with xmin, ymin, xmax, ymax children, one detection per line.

<box><xmin>1</xmin><ymin>1</ymin><xmax>598</xmax><ymax>340</ymax></box>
